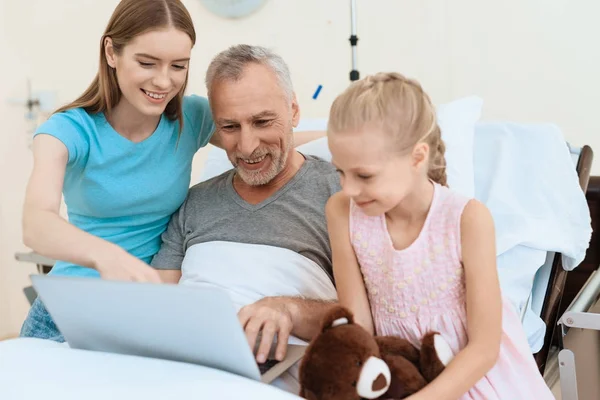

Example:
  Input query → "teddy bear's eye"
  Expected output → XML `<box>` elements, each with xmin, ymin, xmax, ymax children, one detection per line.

<box><xmin>352</xmin><ymin>381</ymin><xmax>357</xmax><ymax>387</ymax></box>
<box><xmin>356</xmin><ymin>360</ymin><xmax>362</xmax><ymax>367</ymax></box>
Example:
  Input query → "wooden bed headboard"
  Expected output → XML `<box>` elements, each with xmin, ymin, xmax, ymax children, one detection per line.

<box><xmin>534</xmin><ymin>145</ymin><xmax>596</xmax><ymax>374</ymax></box>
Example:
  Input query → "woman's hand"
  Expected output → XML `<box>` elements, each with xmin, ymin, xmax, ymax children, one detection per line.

<box><xmin>94</xmin><ymin>246</ymin><xmax>162</xmax><ymax>283</ymax></box>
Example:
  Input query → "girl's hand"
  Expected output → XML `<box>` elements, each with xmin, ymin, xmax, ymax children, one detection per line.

<box><xmin>95</xmin><ymin>247</ymin><xmax>162</xmax><ymax>283</ymax></box>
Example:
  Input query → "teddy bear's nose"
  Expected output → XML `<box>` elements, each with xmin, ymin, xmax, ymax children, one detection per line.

<box><xmin>372</xmin><ymin>373</ymin><xmax>388</xmax><ymax>391</ymax></box>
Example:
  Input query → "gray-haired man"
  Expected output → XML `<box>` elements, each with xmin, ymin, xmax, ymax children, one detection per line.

<box><xmin>151</xmin><ymin>45</ymin><xmax>340</xmax><ymax>392</ymax></box>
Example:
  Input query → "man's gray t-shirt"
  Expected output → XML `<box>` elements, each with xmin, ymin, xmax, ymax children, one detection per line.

<box><xmin>151</xmin><ymin>155</ymin><xmax>341</xmax><ymax>280</ymax></box>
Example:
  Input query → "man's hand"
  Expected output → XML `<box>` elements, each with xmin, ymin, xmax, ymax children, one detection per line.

<box><xmin>238</xmin><ymin>297</ymin><xmax>293</xmax><ymax>363</ymax></box>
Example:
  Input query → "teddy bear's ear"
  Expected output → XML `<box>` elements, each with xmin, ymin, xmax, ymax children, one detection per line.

<box><xmin>321</xmin><ymin>305</ymin><xmax>355</xmax><ymax>332</ymax></box>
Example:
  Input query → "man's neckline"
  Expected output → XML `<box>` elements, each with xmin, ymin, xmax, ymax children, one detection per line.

<box><xmin>226</xmin><ymin>153</ymin><xmax>312</xmax><ymax>212</ymax></box>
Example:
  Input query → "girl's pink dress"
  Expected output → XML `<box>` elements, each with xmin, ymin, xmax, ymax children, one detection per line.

<box><xmin>349</xmin><ymin>182</ymin><xmax>555</xmax><ymax>399</ymax></box>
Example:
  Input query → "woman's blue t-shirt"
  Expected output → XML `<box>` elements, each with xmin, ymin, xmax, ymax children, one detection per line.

<box><xmin>33</xmin><ymin>95</ymin><xmax>215</xmax><ymax>277</ymax></box>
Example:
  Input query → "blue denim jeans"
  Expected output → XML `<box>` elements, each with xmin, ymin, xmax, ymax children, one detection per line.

<box><xmin>20</xmin><ymin>297</ymin><xmax>65</xmax><ymax>342</ymax></box>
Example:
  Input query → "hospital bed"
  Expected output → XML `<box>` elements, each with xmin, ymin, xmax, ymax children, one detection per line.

<box><xmin>11</xmin><ymin>114</ymin><xmax>596</xmax><ymax>398</ymax></box>
<box><xmin>533</xmin><ymin>144</ymin><xmax>598</xmax><ymax>400</ymax></box>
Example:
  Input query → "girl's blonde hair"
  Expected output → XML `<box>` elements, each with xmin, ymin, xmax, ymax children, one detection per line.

<box><xmin>55</xmin><ymin>0</ymin><xmax>196</xmax><ymax>132</ymax></box>
<box><xmin>328</xmin><ymin>72</ymin><xmax>447</xmax><ymax>186</ymax></box>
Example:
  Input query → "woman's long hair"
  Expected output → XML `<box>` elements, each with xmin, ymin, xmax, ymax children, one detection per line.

<box><xmin>55</xmin><ymin>0</ymin><xmax>196</xmax><ymax>130</ymax></box>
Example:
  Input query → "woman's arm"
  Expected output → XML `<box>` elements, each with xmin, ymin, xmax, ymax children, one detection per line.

<box><xmin>23</xmin><ymin>135</ymin><xmax>161</xmax><ymax>283</ymax></box>
<box><xmin>294</xmin><ymin>130</ymin><xmax>325</xmax><ymax>146</ymax></box>
<box><xmin>209</xmin><ymin>130</ymin><xmax>325</xmax><ymax>149</ymax></box>
<box><xmin>157</xmin><ymin>270</ymin><xmax>182</xmax><ymax>284</ymax></box>
<box><xmin>406</xmin><ymin>200</ymin><xmax>501</xmax><ymax>400</ymax></box>
<box><xmin>325</xmin><ymin>192</ymin><xmax>374</xmax><ymax>334</ymax></box>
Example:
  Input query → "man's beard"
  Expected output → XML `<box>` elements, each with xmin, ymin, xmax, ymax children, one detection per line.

<box><xmin>229</xmin><ymin>132</ymin><xmax>293</xmax><ymax>186</ymax></box>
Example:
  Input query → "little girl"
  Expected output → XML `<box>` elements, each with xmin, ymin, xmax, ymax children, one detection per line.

<box><xmin>325</xmin><ymin>72</ymin><xmax>555</xmax><ymax>399</ymax></box>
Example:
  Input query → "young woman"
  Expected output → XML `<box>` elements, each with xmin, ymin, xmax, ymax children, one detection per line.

<box><xmin>20</xmin><ymin>0</ymin><xmax>320</xmax><ymax>342</ymax></box>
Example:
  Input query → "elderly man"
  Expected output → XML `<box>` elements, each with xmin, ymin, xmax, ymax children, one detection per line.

<box><xmin>150</xmin><ymin>45</ymin><xmax>340</xmax><ymax>391</ymax></box>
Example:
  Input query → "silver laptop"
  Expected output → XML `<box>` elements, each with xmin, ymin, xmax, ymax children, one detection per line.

<box><xmin>30</xmin><ymin>275</ymin><xmax>305</xmax><ymax>383</ymax></box>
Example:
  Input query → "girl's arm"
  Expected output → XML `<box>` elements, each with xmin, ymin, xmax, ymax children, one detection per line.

<box><xmin>325</xmin><ymin>192</ymin><xmax>374</xmax><ymax>335</ymax></box>
<box><xmin>407</xmin><ymin>199</ymin><xmax>502</xmax><ymax>400</ymax></box>
<box><xmin>23</xmin><ymin>135</ymin><xmax>161</xmax><ymax>283</ymax></box>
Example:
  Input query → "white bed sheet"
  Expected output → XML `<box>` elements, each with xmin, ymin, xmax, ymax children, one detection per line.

<box><xmin>0</xmin><ymin>338</ymin><xmax>301</xmax><ymax>400</ymax></box>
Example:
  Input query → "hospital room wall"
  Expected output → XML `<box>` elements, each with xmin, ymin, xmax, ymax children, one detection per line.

<box><xmin>1</xmin><ymin>0</ymin><xmax>599</xmax><ymax>338</ymax></box>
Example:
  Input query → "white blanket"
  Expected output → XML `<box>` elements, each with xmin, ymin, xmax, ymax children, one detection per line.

<box><xmin>474</xmin><ymin>122</ymin><xmax>592</xmax><ymax>269</ymax></box>
<box><xmin>179</xmin><ymin>241</ymin><xmax>338</xmax><ymax>394</ymax></box>
<box><xmin>0</xmin><ymin>338</ymin><xmax>302</xmax><ymax>400</ymax></box>
<box><xmin>473</xmin><ymin>122</ymin><xmax>592</xmax><ymax>352</ymax></box>
<box><xmin>180</xmin><ymin>241</ymin><xmax>338</xmax><ymax>316</ymax></box>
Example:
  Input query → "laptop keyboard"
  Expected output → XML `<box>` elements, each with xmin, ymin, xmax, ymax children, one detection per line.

<box><xmin>257</xmin><ymin>359</ymin><xmax>280</xmax><ymax>374</ymax></box>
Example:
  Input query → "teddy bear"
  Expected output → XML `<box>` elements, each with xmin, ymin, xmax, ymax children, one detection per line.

<box><xmin>298</xmin><ymin>305</ymin><xmax>454</xmax><ymax>400</ymax></box>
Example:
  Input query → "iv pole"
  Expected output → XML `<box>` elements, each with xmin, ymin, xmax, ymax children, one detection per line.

<box><xmin>349</xmin><ymin>0</ymin><xmax>359</xmax><ymax>81</ymax></box>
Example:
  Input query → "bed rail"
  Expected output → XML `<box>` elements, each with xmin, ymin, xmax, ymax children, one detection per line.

<box><xmin>556</xmin><ymin>269</ymin><xmax>600</xmax><ymax>400</ymax></box>
<box><xmin>534</xmin><ymin>145</ymin><xmax>594</xmax><ymax>374</ymax></box>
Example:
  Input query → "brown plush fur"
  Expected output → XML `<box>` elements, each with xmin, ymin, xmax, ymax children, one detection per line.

<box><xmin>419</xmin><ymin>332</ymin><xmax>447</xmax><ymax>382</ymax></box>
<box><xmin>298</xmin><ymin>306</ymin><xmax>447</xmax><ymax>400</ymax></box>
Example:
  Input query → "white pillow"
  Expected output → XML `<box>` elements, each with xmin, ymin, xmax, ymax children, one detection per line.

<box><xmin>436</xmin><ymin>96</ymin><xmax>482</xmax><ymax>197</ymax></box>
<box><xmin>199</xmin><ymin>96</ymin><xmax>483</xmax><ymax>198</ymax></box>
<box><xmin>198</xmin><ymin>146</ymin><xmax>231</xmax><ymax>182</ymax></box>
